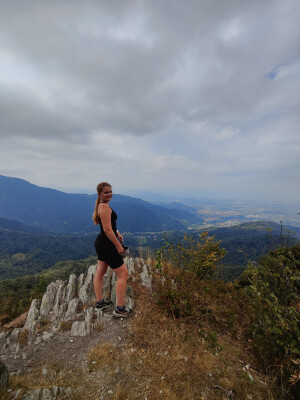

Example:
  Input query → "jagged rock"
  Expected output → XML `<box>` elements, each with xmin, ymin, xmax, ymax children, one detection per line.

<box><xmin>40</xmin><ymin>282</ymin><xmax>58</xmax><ymax>318</ymax></box>
<box><xmin>77</xmin><ymin>273</ymin><xmax>84</xmax><ymax>293</ymax></box>
<box><xmin>64</xmin><ymin>275</ymin><xmax>77</xmax><ymax>304</ymax></box>
<box><xmin>78</xmin><ymin>265</ymin><xmax>97</xmax><ymax>306</ymax></box>
<box><xmin>64</xmin><ymin>298</ymin><xmax>79</xmax><ymax>321</ymax></box>
<box><xmin>0</xmin><ymin>360</ymin><xmax>8</xmax><ymax>389</ymax></box>
<box><xmin>70</xmin><ymin>321</ymin><xmax>87</xmax><ymax>337</ymax></box>
<box><xmin>127</xmin><ymin>257</ymin><xmax>135</xmax><ymax>275</ymax></box>
<box><xmin>53</xmin><ymin>280</ymin><xmax>67</xmax><ymax>318</ymax></box>
<box><xmin>140</xmin><ymin>264</ymin><xmax>152</xmax><ymax>291</ymax></box>
<box><xmin>8</xmin><ymin>328</ymin><xmax>21</xmax><ymax>353</ymax></box>
<box><xmin>24</xmin><ymin>299</ymin><xmax>41</xmax><ymax>329</ymax></box>
<box><xmin>85</xmin><ymin>307</ymin><xmax>94</xmax><ymax>335</ymax></box>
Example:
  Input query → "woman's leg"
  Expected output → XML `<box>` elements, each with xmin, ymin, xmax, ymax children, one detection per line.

<box><xmin>113</xmin><ymin>263</ymin><xmax>128</xmax><ymax>307</ymax></box>
<box><xmin>94</xmin><ymin>260</ymin><xmax>108</xmax><ymax>301</ymax></box>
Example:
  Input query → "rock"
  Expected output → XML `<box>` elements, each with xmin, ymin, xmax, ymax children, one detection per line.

<box><xmin>140</xmin><ymin>264</ymin><xmax>152</xmax><ymax>290</ymax></box>
<box><xmin>52</xmin><ymin>280</ymin><xmax>67</xmax><ymax>318</ymax></box>
<box><xmin>70</xmin><ymin>321</ymin><xmax>87</xmax><ymax>337</ymax></box>
<box><xmin>40</xmin><ymin>282</ymin><xmax>58</xmax><ymax>318</ymax></box>
<box><xmin>23</xmin><ymin>388</ymin><xmax>42</xmax><ymax>399</ymax></box>
<box><xmin>0</xmin><ymin>360</ymin><xmax>8</xmax><ymax>389</ymax></box>
<box><xmin>78</xmin><ymin>265</ymin><xmax>97</xmax><ymax>306</ymax></box>
<box><xmin>24</xmin><ymin>299</ymin><xmax>41</xmax><ymax>329</ymax></box>
<box><xmin>127</xmin><ymin>258</ymin><xmax>135</xmax><ymax>275</ymax></box>
<box><xmin>42</xmin><ymin>332</ymin><xmax>53</xmax><ymax>341</ymax></box>
<box><xmin>64</xmin><ymin>298</ymin><xmax>79</xmax><ymax>321</ymax></box>
<box><xmin>64</xmin><ymin>275</ymin><xmax>77</xmax><ymax>304</ymax></box>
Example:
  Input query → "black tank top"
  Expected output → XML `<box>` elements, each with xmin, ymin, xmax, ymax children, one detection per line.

<box><xmin>99</xmin><ymin>207</ymin><xmax>118</xmax><ymax>239</ymax></box>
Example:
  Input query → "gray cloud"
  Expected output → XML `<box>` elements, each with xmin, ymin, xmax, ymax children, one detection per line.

<box><xmin>0</xmin><ymin>0</ymin><xmax>299</xmax><ymax>201</ymax></box>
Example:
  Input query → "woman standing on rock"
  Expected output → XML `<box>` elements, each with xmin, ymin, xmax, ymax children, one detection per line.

<box><xmin>93</xmin><ymin>182</ymin><xmax>132</xmax><ymax>318</ymax></box>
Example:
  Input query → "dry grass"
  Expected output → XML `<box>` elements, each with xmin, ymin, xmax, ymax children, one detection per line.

<box><xmin>18</xmin><ymin>328</ymin><xmax>29</xmax><ymax>347</ymax></box>
<box><xmin>5</xmin><ymin>261</ymin><xmax>281</xmax><ymax>400</ymax></box>
<box><xmin>59</xmin><ymin>320</ymin><xmax>73</xmax><ymax>332</ymax></box>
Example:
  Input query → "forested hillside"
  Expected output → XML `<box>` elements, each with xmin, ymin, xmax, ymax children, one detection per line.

<box><xmin>1</xmin><ymin>217</ymin><xmax>299</xmax><ymax>280</ymax></box>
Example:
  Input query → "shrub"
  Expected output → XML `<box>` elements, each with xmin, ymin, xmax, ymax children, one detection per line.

<box><xmin>154</xmin><ymin>232</ymin><xmax>226</xmax><ymax>319</ymax></box>
<box><xmin>237</xmin><ymin>245</ymin><xmax>300</xmax><ymax>399</ymax></box>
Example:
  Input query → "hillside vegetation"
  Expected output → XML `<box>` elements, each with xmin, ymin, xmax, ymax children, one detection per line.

<box><xmin>1</xmin><ymin>230</ymin><xmax>299</xmax><ymax>399</ymax></box>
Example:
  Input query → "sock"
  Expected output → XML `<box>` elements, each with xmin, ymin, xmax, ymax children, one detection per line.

<box><xmin>97</xmin><ymin>299</ymin><xmax>104</xmax><ymax>304</ymax></box>
<box><xmin>117</xmin><ymin>305</ymin><xmax>126</xmax><ymax>311</ymax></box>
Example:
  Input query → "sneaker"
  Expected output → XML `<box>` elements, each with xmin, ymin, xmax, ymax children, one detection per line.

<box><xmin>113</xmin><ymin>307</ymin><xmax>133</xmax><ymax>318</ymax></box>
<box><xmin>94</xmin><ymin>299</ymin><xmax>113</xmax><ymax>310</ymax></box>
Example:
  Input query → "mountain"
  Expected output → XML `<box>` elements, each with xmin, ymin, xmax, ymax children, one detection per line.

<box><xmin>0</xmin><ymin>175</ymin><xmax>195</xmax><ymax>234</ymax></box>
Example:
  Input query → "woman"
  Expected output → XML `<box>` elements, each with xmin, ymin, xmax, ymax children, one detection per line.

<box><xmin>93</xmin><ymin>182</ymin><xmax>132</xmax><ymax>318</ymax></box>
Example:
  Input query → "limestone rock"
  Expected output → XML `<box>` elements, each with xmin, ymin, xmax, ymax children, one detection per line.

<box><xmin>24</xmin><ymin>299</ymin><xmax>41</xmax><ymax>329</ymax></box>
<box><xmin>78</xmin><ymin>265</ymin><xmax>96</xmax><ymax>306</ymax></box>
<box><xmin>40</xmin><ymin>282</ymin><xmax>58</xmax><ymax>318</ymax></box>
<box><xmin>70</xmin><ymin>321</ymin><xmax>87</xmax><ymax>337</ymax></box>
<box><xmin>53</xmin><ymin>280</ymin><xmax>67</xmax><ymax>317</ymax></box>
<box><xmin>140</xmin><ymin>264</ymin><xmax>152</xmax><ymax>291</ymax></box>
<box><xmin>64</xmin><ymin>298</ymin><xmax>79</xmax><ymax>321</ymax></box>
<box><xmin>64</xmin><ymin>275</ymin><xmax>77</xmax><ymax>304</ymax></box>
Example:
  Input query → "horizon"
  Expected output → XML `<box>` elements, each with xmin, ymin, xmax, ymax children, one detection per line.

<box><xmin>1</xmin><ymin>174</ymin><xmax>300</xmax><ymax>207</ymax></box>
<box><xmin>1</xmin><ymin>1</ymin><xmax>299</xmax><ymax>202</ymax></box>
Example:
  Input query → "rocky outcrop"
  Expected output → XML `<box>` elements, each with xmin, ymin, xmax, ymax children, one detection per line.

<box><xmin>0</xmin><ymin>257</ymin><xmax>153</xmax><ymax>399</ymax></box>
<box><xmin>0</xmin><ymin>257</ymin><xmax>152</xmax><ymax>354</ymax></box>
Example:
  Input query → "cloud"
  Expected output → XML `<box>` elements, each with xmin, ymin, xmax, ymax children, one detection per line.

<box><xmin>0</xmin><ymin>0</ymin><xmax>299</xmax><ymax>201</ymax></box>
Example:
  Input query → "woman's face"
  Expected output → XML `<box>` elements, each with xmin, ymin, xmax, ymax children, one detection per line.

<box><xmin>100</xmin><ymin>186</ymin><xmax>112</xmax><ymax>202</ymax></box>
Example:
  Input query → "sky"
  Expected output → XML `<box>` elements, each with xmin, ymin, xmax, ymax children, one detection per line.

<box><xmin>0</xmin><ymin>0</ymin><xmax>299</xmax><ymax>202</ymax></box>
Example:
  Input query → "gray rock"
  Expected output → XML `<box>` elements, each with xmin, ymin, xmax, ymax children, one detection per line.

<box><xmin>64</xmin><ymin>298</ymin><xmax>79</xmax><ymax>321</ymax></box>
<box><xmin>78</xmin><ymin>265</ymin><xmax>97</xmax><ymax>306</ymax></box>
<box><xmin>8</xmin><ymin>328</ymin><xmax>21</xmax><ymax>353</ymax></box>
<box><xmin>53</xmin><ymin>280</ymin><xmax>67</xmax><ymax>317</ymax></box>
<box><xmin>70</xmin><ymin>321</ymin><xmax>87</xmax><ymax>337</ymax></box>
<box><xmin>0</xmin><ymin>360</ymin><xmax>8</xmax><ymax>389</ymax></box>
<box><xmin>140</xmin><ymin>264</ymin><xmax>152</xmax><ymax>291</ymax></box>
<box><xmin>40</xmin><ymin>282</ymin><xmax>58</xmax><ymax>317</ymax></box>
<box><xmin>23</xmin><ymin>388</ymin><xmax>42</xmax><ymax>400</ymax></box>
<box><xmin>85</xmin><ymin>307</ymin><xmax>94</xmax><ymax>335</ymax></box>
<box><xmin>42</xmin><ymin>331</ymin><xmax>53</xmax><ymax>341</ymax></box>
<box><xmin>64</xmin><ymin>275</ymin><xmax>77</xmax><ymax>304</ymax></box>
<box><xmin>127</xmin><ymin>257</ymin><xmax>135</xmax><ymax>275</ymax></box>
<box><xmin>77</xmin><ymin>273</ymin><xmax>85</xmax><ymax>293</ymax></box>
<box><xmin>24</xmin><ymin>299</ymin><xmax>41</xmax><ymax>329</ymax></box>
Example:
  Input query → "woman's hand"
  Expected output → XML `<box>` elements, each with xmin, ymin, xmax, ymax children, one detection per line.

<box><xmin>117</xmin><ymin>231</ymin><xmax>123</xmax><ymax>243</ymax></box>
<box><xmin>117</xmin><ymin>246</ymin><xmax>125</xmax><ymax>255</ymax></box>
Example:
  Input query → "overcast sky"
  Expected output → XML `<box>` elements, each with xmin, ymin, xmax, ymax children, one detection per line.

<box><xmin>0</xmin><ymin>0</ymin><xmax>299</xmax><ymax>202</ymax></box>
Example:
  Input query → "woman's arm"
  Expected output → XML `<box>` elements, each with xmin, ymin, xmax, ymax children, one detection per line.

<box><xmin>99</xmin><ymin>204</ymin><xmax>124</xmax><ymax>254</ymax></box>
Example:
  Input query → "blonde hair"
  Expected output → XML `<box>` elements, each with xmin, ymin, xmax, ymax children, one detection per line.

<box><xmin>92</xmin><ymin>182</ymin><xmax>111</xmax><ymax>225</ymax></box>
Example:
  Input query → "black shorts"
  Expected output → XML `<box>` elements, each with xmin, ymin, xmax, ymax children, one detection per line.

<box><xmin>94</xmin><ymin>234</ymin><xmax>124</xmax><ymax>269</ymax></box>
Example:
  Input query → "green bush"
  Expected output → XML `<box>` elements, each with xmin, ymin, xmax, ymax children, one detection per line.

<box><xmin>237</xmin><ymin>245</ymin><xmax>300</xmax><ymax>398</ymax></box>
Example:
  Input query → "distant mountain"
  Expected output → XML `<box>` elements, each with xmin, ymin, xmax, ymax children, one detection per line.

<box><xmin>0</xmin><ymin>175</ymin><xmax>197</xmax><ymax>234</ymax></box>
